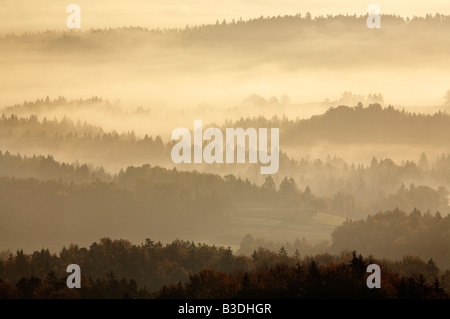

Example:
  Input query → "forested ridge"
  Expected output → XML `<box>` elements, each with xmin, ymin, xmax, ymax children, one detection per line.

<box><xmin>0</xmin><ymin>238</ymin><xmax>448</xmax><ymax>299</ymax></box>
<box><xmin>7</xmin><ymin>98</ymin><xmax>450</xmax><ymax>146</ymax></box>
<box><xmin>228</xmin><ymin>104</ymin><xmax>450</xmax><ymax>145</ymax></box>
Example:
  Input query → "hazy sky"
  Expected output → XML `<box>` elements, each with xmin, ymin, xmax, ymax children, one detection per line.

<box><xmin>1</xmin><ymin>0</ymin><xmax>449</xmax><ymax>33</ymax></box>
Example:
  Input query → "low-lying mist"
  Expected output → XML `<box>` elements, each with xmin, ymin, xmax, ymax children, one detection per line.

<box><xmin>1</xmin><ymin>14</ymin><xmax>449</xmax><ymax>113</ymax></box>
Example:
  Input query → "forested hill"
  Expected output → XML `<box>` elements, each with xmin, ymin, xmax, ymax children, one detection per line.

<box><xmin>1</xmin><ymin>14</ymin><xmax>449</xmax><ymax>70</ymax></box>
<box><xmin>5</xmin><ymin>98</ymin><xmax>450</xmax><ymax>147</ymax></box>
<box><xmin>0</xmin><ymin>112</ymin><xmax>167</xmax><ymax>170</ymax></box>
<box><xmin>228</xmin><ymin>104</ymin><xmax>450</xmax><ymax>145</ymax></box>
<box><xmin>0</xmin><ymin>151</ymin><xmax>110</xmax><ymax>183</ymax></box>
<box><xmin>2</xmin><ymin>14</ymin><xmax>449</xmax><ymax>42</ymax></box>
<box><xmin>331</xmin><ymin>208</ymin><xmax>450</xmax><ymax>269</ymax></box>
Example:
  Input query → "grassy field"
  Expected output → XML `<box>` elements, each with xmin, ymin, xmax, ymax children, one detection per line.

<box><xmin>213</xmin><ymin>208</ymin><xmax>346</xmax><ymax>246</ymax></box>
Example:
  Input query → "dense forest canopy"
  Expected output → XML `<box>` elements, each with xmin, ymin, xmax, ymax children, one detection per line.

<box><xmin>0</xmin><ymin>237</ymin><xmax>448</xmax><ymax>299</ymax></box>
<box><xmin>331</xmin><ymin>208</ymin><xmax>450</xmax><ymax>269</ymax></box>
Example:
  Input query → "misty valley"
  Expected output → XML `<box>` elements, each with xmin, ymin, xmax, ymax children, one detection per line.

<box><xmin>0</xmin><ymin>11</ymin><xmax>450</xmax><ymax>299</ymax></box>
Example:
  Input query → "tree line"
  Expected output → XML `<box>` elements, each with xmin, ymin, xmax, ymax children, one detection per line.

<box><xmin>331</xmin><ymin>208</ymin><xmax>450</xmax><ymax>269</ymax></box>
<box><xmin>1</xmin><ymin>240</ymin><xmax>448</xmax><ymax>299</ymax></box>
